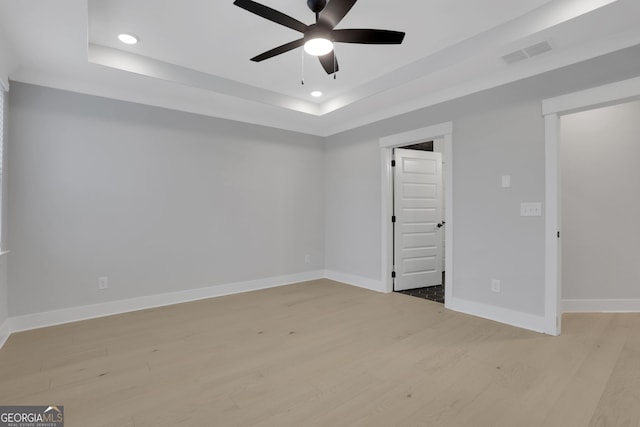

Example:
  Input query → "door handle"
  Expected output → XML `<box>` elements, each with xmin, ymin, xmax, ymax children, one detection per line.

<box><xmin>437</xmin><ymin>221</ymin><xmax>446</xmax><ymax>228</ymax></box>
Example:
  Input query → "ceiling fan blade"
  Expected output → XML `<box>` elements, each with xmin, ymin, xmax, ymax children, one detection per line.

<box><xmin>318</xmin><ymin>0</ymin><xmax>358</xmax><ymax>29</ymax></box>
<box><xmin>250</xmin><ymin>39</ymin><xmax>305</xmax><ymax>62</ymax></box>
<box><xmin>332</xmin><ymin>29</ymin><xmax>405</xmax><ymax>44</ymax></box>
<box><xmin>318</xmin><ymin>51</ymin><xmax>339</xmax><ymax>74</ymax></box>
<box><xmin>234</xmin><ymin>0</ymin><xmax>308</xmax><ymax>33</ymax></box>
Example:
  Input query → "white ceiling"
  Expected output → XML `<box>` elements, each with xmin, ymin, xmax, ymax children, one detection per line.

<box><xmin>1</xmin><ymin>0</ymin><xmax>639</xmax><ymax>136</ymax></box>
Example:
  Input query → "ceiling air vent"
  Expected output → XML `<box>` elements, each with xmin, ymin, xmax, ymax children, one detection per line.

<box><xmin>524</xmin><ymin>41</ymin><xmax>553</xmax><ymax>57</ymax></box>
<box><xmin>502</xmin><ymin>40</ymin><xmax>553</xmax><ymax>64</ymax></box>
<box><xmin>501</xmin><ymin>50</ymin><xmax>528</xmax><ymax>64</ymax></box>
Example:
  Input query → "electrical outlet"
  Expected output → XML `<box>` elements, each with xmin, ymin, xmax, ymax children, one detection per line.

<box><xmin>491</xmin><ymin>279</ymin><xmax>501</xmax><ymax>293</ymax></box>
<box><xmin>98</xmin><ymin>276</ymin><xmax>109</xmax><ymax>290</ymax></box>
<box><xmin>304</xmin><ymin>254</ymin><xmax>311</xmax><ymax>264</ymax></box>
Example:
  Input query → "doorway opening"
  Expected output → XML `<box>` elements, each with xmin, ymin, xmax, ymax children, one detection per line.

<box><xmin>543</xmin><ymin>76</ymin><xmax>640</xmax><ymax>336</ymax></box>
<box><xmin>559</xmin><ymin>100</ymin><xmax>640</xmax><ymax>313</ymax></box>
<box><xmin>379</xmin><ymin>121</ymin><xmax>453</xmax><ymax>308</ymax></box>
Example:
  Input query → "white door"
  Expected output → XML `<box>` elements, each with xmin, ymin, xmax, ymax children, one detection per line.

<box><xmin>393</xmin><ymin>149</ymin><xmax>444</xmax><ymax>291</ymax></box>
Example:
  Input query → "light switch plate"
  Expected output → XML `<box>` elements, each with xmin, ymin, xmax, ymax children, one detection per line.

<box><xmin>501</xmin><ymin>175</ymin><xmax>511</xmax><ymax>188</ymax></box>
<box><xmin>520</xmin><ymin>202</ymin><xmax>542</xmax><ymax>217</ymax></box>
<box><xmin>491</xmin><ymin>279</ymin><xmax>501</xmax><ymax>293</ymax></box>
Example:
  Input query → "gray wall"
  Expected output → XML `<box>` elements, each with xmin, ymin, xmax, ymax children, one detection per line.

<box><xmin>561</xmin><ymin>100</ymin><xmax>640</xmax><ymax>300</ymax></box>
<box><xmin>325</xmin><ymin>137</ymin><xmax>382</xmax><ymax>279</ymax></box>
<box><xmin>7</xmin><ymin>83</ymin><xmax>325</xmax><ymax>316</ymax></box>
<box><xmin>453</xmin><ymin>101</ymin><xmax>545</xmax><ymax>314</ymax></box>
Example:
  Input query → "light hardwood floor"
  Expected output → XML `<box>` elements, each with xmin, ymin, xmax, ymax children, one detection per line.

<box><xmin>1</xmin><ymin>279</ymin><xmax>639</xmax><ymax>427</ymax></box>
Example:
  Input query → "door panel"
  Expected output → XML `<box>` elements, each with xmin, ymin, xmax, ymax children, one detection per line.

<box><xmin>394</xmin><ymin>149</ymin><xmax>443</xmax><ymax>291</ymax></box>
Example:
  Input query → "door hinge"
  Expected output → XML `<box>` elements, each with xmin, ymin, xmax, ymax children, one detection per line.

<box><xmin>391</xmin><ymin>271</ymin><xmax>396</xmax><ymax>278</ymax></box>
<box><xmin>391</xmin><ymin>160</ymin><xmax>396</xmax><ymax>167</ymax></box>
<box><xmin>392</xmin><ymin>216</ymin><xmax>396</xmax><ymax>223</ymax></box>
<box><xmin>557</xmin><ymin>231</ymin><xmax>560</xmax><ymax>238</ymax></box>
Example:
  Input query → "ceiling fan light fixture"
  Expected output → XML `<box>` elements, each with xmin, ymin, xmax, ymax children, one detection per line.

<box><xmin>304</xmin><ymin>37</ymin><xmax>333</xmax><ymax>56</ymax></box>
<box><xmin>118</xmin><ymin>33</ymin><xmax>139</xmax><ymax>45</ymax></box>
<box><xmin>234</xmin><ymin>0</ymin><xmax>405</xmax><ymax>74</ymax></box>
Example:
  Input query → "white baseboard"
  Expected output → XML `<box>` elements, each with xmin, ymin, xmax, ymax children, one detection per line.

<box><xmin>2</xmin><ymin>269</ymin><xmax>573</xmax><ymax>350</ymax></box>
<box><xmin>9</xmin><ymin>270</ymin><xmax>324</xmax><ymax>334</ymax></box>
<box><xmin>323</xmin><ymin>270</ymin><xmax>386</xmax><ymax>293</ymax></box>
<box><xmin>325</xmin><ymin>272</ymin><xmax>552</xmax><ymax>334</ymax></box>
<box><xmin>562</xmin><ymin>299</ymin><xmax>640</xmax><ymax>313</ymax></box>
<box><xmin>0</xmin><ymin>318</ymin><xmax>11</xmax><ymax>349</ymax></box>
<box><xmin>446</xmin><ymin>296</ymin><xmax>548</xmax><ymax>334</ymax></box>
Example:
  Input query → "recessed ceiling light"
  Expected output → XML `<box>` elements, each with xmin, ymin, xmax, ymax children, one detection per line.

<box><xmin>311</xmin><ymin>91</ymin><xmax>323</xmax><ymax>98</ymax></box>
<box><xmin>118</xmin><ymin>33</ymin><xmax>139</xmax><ymax>45</ymax></box>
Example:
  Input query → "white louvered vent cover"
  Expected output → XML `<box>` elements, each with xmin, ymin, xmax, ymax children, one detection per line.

<box><xmin>501</xmin><ymin>50</ymin><xmax>528</xmax><ymax>64</ymax></box>
<box><xmin>524</xmin><ymin>41</ymin><xmax>553</xmax><ymax>57</ymax></box>
<box><xmin>502</xmin><ymin>41</ymin><xmax>553</xmax><ymax>64</ymax></box>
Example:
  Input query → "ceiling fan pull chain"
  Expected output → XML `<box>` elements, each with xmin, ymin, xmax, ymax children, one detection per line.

<box><xmin>334</xmin><ymin>45</ymin><xmax>337</xmax><ymax>79</ymax></box>
<box><xmin>301</xmin><ymin>49</ymin><xmax>305</xmax><ymax>86</ymax></box>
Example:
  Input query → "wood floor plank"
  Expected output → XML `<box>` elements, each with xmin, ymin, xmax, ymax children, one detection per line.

<box><xmin>588</xmin><ymin>345</ymin><xmax>640</xmax><ymax>426</ymax></box>
<box><xmin>1</xmin><ymin>280</ymin><xmax>640</xmax><ymax>427</ymax></box>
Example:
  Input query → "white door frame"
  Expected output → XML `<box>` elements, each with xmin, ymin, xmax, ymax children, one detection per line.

<box><xmin>543</xmin><ymin>76</ymin><xmax>640</xmax><ymax>335</ymax></box>
<box><xmin>380</xmin><ymin>121</ymin><xmax>453</xmax><ymax>306</ymax></box>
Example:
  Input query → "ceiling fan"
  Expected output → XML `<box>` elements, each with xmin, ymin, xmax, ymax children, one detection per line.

<box><xmin>233</xmin><ymin>0</ymin><xmax>406</xmax><ymax>74</ymax></box>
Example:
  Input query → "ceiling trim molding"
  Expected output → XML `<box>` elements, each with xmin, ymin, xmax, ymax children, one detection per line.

<box><xmin>88</xmin><ymin>43</ymin><xmax>322</xmax><ymax>115</ymax></box>
<box><xmin>542</xmin><ymin>74</ymin><xmax>640</xmax><ymax>115</ymax></box>
<box><xmin>379</xmin><ymin>122</ymin><xmax>452</xmax><ymax>147</ymax></box>
<box><xmin>322</xmin><ymin>27</ymin><xmax>640</xmax><ymax>136</ymax></box>
<box><xmin>5</xmin><ymin>0</ymin><xmax>637</xmax><ymax>138</ymax></box>
<box><xmin>85</xmin><ymin>0</ymin><xmax>623</xmax><ymax>121</ymax></box>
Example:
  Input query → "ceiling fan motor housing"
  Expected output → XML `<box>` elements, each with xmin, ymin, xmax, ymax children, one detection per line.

<box><xmin>307</xmin><ymin>0</ymin><xmax>327</xmax><ymax>13</ymax></box>
<box><xmin>304</xmin><ymin>24</ymin><xmax>332</xmax><ymax>42</ymax></box>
